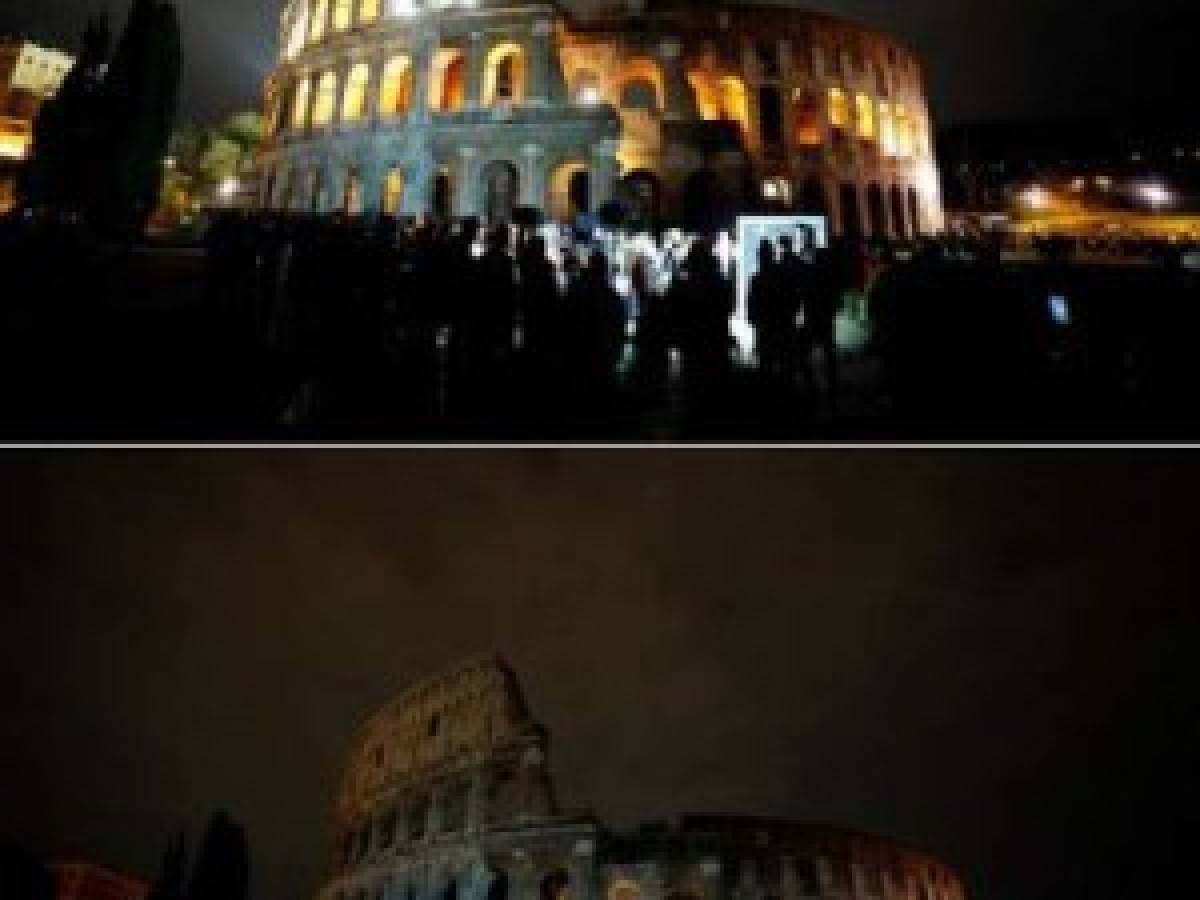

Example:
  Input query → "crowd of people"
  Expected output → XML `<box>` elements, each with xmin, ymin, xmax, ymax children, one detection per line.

<box><xmin>3</xmin><ymin>204</ymin><xmax>1200</xmax><ymax>438</ymax></box>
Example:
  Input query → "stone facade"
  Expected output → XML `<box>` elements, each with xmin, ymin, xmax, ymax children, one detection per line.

<box><xmin>258</xmin><ymin>0</ymin><xmax>942</xmax><ymax>236</ymax></box>
<box><xmin>318</xmin><ymin>657</ymin><xmax>967</xmax><ymax>900</ymax></box>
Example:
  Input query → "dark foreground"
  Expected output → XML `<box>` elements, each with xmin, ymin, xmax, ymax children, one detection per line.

<box><xmin>2</xmin><ymin>215</ymin><xmax>1199</xmax><ymax>442</ymax></box>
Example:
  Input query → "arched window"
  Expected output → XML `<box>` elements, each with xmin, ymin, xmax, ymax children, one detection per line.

<box><xmin>332</xmin><ymin>0</ymin><xmax>353</xmax><ymax>31</ymax></box>
<box><xmin>431</xmin><ymin>49</ymin><xmax>466</xmax><ymax>112</ymax></box>
<box><xmin>292</xmin><ymin>77</ymin><xmax>312</xmax><ymax>128</ymax></box>
<box><xmin>718</xmin><ymin>76</ymin><xmax>750</xmax><ymax>133</ymax></box>
<box><xmin>759</xmin><ymin>85</ymin><xmax>783</xmax><ymax>146</ymax></box>
<box><xmin>285</xmin><ymin>3</ymin><xmax>309</xmax><ymax>59</ymax></box>
<box><xmin>855</xmin><ymin>92</ymin><xmax>875</xmax><ymax>140</ymax></box>
<box><xmin>309</xmin><ymin>0</ymin><xmax>328</xmax><ymax>43</ymax></box>
<box><xmin>878</xmin><ymin>101</ymin><xmax>896</xmax><ymax>156</ymax></box>
<box><xmin>828</xmin><ymin>86</ymin><xmax>849</xmax><ymax>130</ymax></box>
<box><xmin>379</xmin><ymin>56</ymin><xmax>413</xmax><ymax>117</ymax></box>
<box><xmin>867</xmin><ymin>182</ymin><xmax>887</xmax><ymax>237</ymax></box>
<box><xmin>382</xmin><ymin>168</ymin><xmax>405</xmax><ymax>215</ymax></box>
<box><xmin>344</xmin><ymin>168</ymin><xmax>364</xmax><ymax>215</ymax></box>
<box><xmin>342</xmin><ymin>62</ymin><xmax>370</xmax><ymax>122</ymax></box>
<box><xmin>793</xmin><ymin>92</ymin><xmax>822</xmax><ymax>146</ymax></box>
<box><xmin>311</xmin><ymin>71</ymin><xmax>338</xmax><ymax>126</ymax></box>
<box><xmin>620</xmin><ymin>78</ymin><xmax>659</xmax><ymax>112</ymax></box>
<box><xmin>359</xmin><ymin>0</ymin><xmax>380</xmax><ymax>23</ymax></box>
<box><xmin>572</xmin><ymin>70</ymin><xmax>602</xmax><ymax>106</ymax></box>
<box><xmin>483</xmin><ymin>44</ymin><xmax>525</xmax><ymax>107</ymax></box>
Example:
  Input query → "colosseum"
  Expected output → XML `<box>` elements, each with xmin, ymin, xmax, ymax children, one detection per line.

<box><xmin>317</xmin><ymin>656</ymin><xmax>967</xmax><ymax>900</ymax></box>
<box><xmin>257</xmin><ymin>0</ymin><xmax>943</xmax><ymax>236</ymax></box>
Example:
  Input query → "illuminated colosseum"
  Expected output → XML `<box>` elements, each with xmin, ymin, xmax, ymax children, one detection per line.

<box><xmin>317</xmin><ymin>656</ymin><xmax>967</xmax><ymax>900</ymax></box>
<box><xmin>257</xmin><ymin>0</ymin><xmax>943</xmax><ymax>236</ymax></box>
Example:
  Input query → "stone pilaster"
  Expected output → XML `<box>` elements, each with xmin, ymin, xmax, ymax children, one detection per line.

<box><xmin>466</xmin><ymin>32</ymin><xmax>486</xmax><ymax>110</ymax></box>
<box><xmin>525</xmin><ymin>19</ymin><xmax>555</xmax><ymax>106</ymax></box>
<box><xmin>457</xmin><ymin>146</ymin><xmax>481</xmax><ymax>217</ymax></box>
<box><xmin>412</xmin><ymin>31</ymin><xmax>436</xmax><ymax>123</ymax></box>
<box><xmin>520</xmin><ymin>143</ymin><xmax>546</xmax><ymax>209</ymax></box>
<box><xmin>591</xmin><ymin>139</ymin><xmax>621</xmax><ymax>209</ymax></box>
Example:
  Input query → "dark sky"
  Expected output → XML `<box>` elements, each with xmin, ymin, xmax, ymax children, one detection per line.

<box><xmin>0</xmin><ymin>1</ymin><xmax>1191</xmax><ymax>127</ymax></box>
<box><xmin>1</xmin><ymin>453</ymin><xmax>1195</xmax><ymax>900</ymax></box>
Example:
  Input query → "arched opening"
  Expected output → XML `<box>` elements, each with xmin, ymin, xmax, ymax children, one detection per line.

<box><xmin>572</xmin><ymin>69</ymin><xmax>602</xmax><ymax>106</ymax></box>
<box><xmin>360</xmin><ymin>0</ymin><xmax>380</xmax><ymax>25</ymax></box>
<box><xmin>617</xmin><ymin>57</ymin><xmax>665</xmax><ymax>114</ymax></box>
<box><xmin>717</xmin><ymin>76</ymin><xmax>750</xmax><ymax>135</ymax></box>
<box><xmin>828</xmin><ymin>86</ymin><xmax>850</xmax><ymax>133</ymax></box>
<box><xmin>682</xmin><ymin>169</ymin><xmax>729</xmax><ymax>233</ymax></box>
<box><xmin>382</xmin><ymin>168</ymin><xmax>405</xmax><ymax>216</ymax></box>
<box><xmin>758</xmin><ymin>85</ymin><xmax>784</xmax><ymax>147</ymax></box>
<box><xmin>908</xmin><ymin>186</ymin><xmax>922</xmax><ymax>236</ymax></box>
<box><xmin>839</xmin><ymin>182</ymin><xmax>862</xmax><ymax>238</ymax></box>
<box><xmin>379</xmin><ymin>56</ymin><xmax>413</xmax><ymax>118</ymax></box>
<box><xmin>431</xmin><ymin>49</ymin><xmax>467</xmax><ymax>112</ymax></box>
<box><xmin>285</xmin><ymin>5</ymin><xmax>308</xmax><ymax>59</ymax></box>
<box><xmin>432</xmin><ymin>170</ymin><xmax>454</xmax><ymax>221</ymax></box>
<box><xmin>549</xmin><ymin>162</ymin><xmax>591</xmax><ymax>222</ymax></box>
<box><xmin>481</xmin><ymin>160</ymin><xmax>521</xmax><ymax>224</ymax></box>
<box><xmin>793</xmin><ymin>92</ymin><xmax>822</xmax><ymax>146</ymax></box>
<box><xmin>620</xmin><ymin>79</ymin><xmax>659</xmax><ymax>113</ymax></box>
<box><xmin>309</xmin><ymin>0</ymin><xmax>328</xmax><ymax>44</ymax></box>
<box><xmin>483</xmin><ymin>43</ymin><xmax>526</xmax><ymax>107</ymax></box>
<box><xmin>311</xmin><ymin>71</ymin><xmax>338</xmax><ymax>127</ymax></box>
<box><xmin>866</xmin><ymin>182</ymin><xmax>887</xmax><ymax>237</ymax></box>
<box><xmin>890</xmin><ymin>184</ymin><xmax>907</xmax><ymax>237</ymax></box>
<box><xmin>343</xmin><ymin>168</ymin><xmax>364</xmax><ymax>215</ymax></box>
<box><xmin>618</xmin><ymin>170</ymin><xmax>661</xmax><ymax>228</ymax></box>
<box><xmin>332</xmin><ymin>0</ymin><xmax>354</xmax><ymax>32</ymax></box>
<box><xmin>342</xmin><ymin>62</ymin><xmax>370</xmax><ymax>122</ymax></box>
<box><xmin>443</xmin><ymin>880</ymin><xmax>457</xmax><ymax>900</ymax></box>
<box><xmin>798</xmin><ymin>175</ymin><xmax>828</xmax><ymax>218</ymax></box>
<box><xmin>292</xmin><ymin>77</ymin><xmax>312</xmax><ymax>129</ymax></box>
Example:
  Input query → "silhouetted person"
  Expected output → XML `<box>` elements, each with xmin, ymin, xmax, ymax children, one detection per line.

<box><xmin>749</xmin><ymin>239</ymin><xmax>788</xmax><ymax>377</ymax></box>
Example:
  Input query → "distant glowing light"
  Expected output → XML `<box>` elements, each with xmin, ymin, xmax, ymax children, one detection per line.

<box><xmin>1020</xmin><ymin>185</ymin><xmax>1050</xmax><ymax>211</ymax></box>
<box><xmin>1137</xmin><ymin>182</ymin><xmax>1173</xmax><ymax>210</ymax></box>
<box><xmin>218</xmin><ymin>178</ymin><xmax>241</xmax><ymax>201</ymax></box>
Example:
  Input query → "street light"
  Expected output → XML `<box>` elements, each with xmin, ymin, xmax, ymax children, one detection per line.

<box><xmin>1137</xmin><ymin>181</ymin><xmax>1173</xmax><ymax>211</ymax></box>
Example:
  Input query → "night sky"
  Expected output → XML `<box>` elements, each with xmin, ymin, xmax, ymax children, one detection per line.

<box><xmin>0</xmin><ymin>1</ymin><xmax>1191</xmax><ymax>127</ymax></box>
<box><xmin>1</xmin><ymin>453</ymin><xmax>1195</xmax><ymax>900</ymax></box>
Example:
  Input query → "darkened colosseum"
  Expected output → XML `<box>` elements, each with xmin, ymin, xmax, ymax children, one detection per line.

<box><xmin>258</xmin><ymin>0</ymin><xmax>943</xmax><ymax>236</ymax></box>
<box><xmin>318</xmin><ymin>657</ymin><xmax>966</xmax><ymax>900</ymax></box>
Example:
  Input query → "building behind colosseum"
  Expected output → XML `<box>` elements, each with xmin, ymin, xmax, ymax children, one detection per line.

<box><xmin>258</xmin><ymin>0</ymin><xmax>943</xmax><ymax>237</ymax></box>
<box><xmin>318</xmin><ymin>656</ymin><xmax>967</xmax><ymax>900</ymax></box>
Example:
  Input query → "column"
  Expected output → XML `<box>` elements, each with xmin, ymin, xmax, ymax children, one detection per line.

<box><xmin>457</xmin><ymin>146</ymin><xmax>481</xmax><ymax>218</ymax></box>
<box><xmin>658</xmin><ymin>38</ymin><xmax>697</xmax><ymax>121</ymax></box>
<box><xmin>520</xmin><ymin>144</ymin><xmax>546</xmax><ymax>209</ymax></box>
<box><xmin>466</xmin><ymin>770</ymin><xmax>489</xmax><ymax>834</ymax></box>
<box><xmin>591</xmin><ymin>139</ymin><xmax>621</xmax><ymax>210</ymax></box>
<box><xmin>466</xmin><ymin>32</ymin><xmax>486</xmax><ymax>111</ymax></box>
<box><xmin>361</xmin><ymin>159</ymin><xmax>383</xmax><ymax>215</ymax></box>
<box><xmin>525</xmin><ymin>19</ymin><xmax>554</xmax><ymax>106</ymax></box>
<box><xmin>405</xmin><ymin>152</ymin><xmax>434</xmax><ymax>218</ymax></box>
<box><xmin>365</xmin><ymin>54</ymin><xmax>385</xmax><ymax>125</ymax></box>
<box><xmin>412</xmin><ymin>30</ymin><xmax>436</xmax><ymax>123</ymax></box>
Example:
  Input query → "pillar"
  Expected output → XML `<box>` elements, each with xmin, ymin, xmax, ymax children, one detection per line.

<box><xmin>365</xmin><ymin>54</ymin><xmax>385</xmax><ymax>125</ymax></box>
<box><xmin>520</xmin><ymin>144</ymin><xmax>546</xmax><ymax>209</ymax></box>
<box><xmin>412</xmin><ymin>30</ymin><xmax>436</xmax><ymax>123</ymax></box>
<box><xmin>405</xmin><ymin>152</ymin><xmax>434</xmax><ymax>217</ymax></box>
<box><xmin>466</xmin><ymin>32</ymin><xmax>486</xmax><ymax>111</ymax></box>
<box><xmin>457</xmin><ymin>146</ymin><xmax>481</xmax><ymax>217</ymax></box>
<box><xmin>525</xmin><ymin>19</ymin><xmax>555</xmax><ymax>106</ymax></box>
<box><xmin>591</xmin><ymin>139</ymin><xmax>621</xmax><ymax>210</ymax></box>
<box><xmin>658</xmin><ymin>38</ymin><xmax>697</xmax><ymax>121</ymax></box>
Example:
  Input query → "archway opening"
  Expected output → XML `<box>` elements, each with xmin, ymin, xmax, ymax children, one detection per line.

<box><xmin>486</xmin><ymin>872</ymin><xmax>509</xmax><ymax>900</ymax></box>
<box><xmin>839</xmin><ymin>182</ymin><xmax>862</xmax><ymax>238</ymax></box>
<box><xmin>431</xmin><ymin>49</ymin><xmax>467</xmax><ymax>112</ymax></box>
<box><xmin>890</xmin><ymin>184</ymin><xmax>907</xmax><ymax>237</ymax></box>
<box><xmin>799</xmin><ymin>176</ymin><xmax>828</xmax><ymax>218</ymax></box>
<box><xmin>540</xmin><ymin>870</ymin><xmax>569</xmax><ymax>900</ymax></box>
<box><xmin>379</xmin><ymin>56</ymin><xmax>413</xmax><ymax>118</ymax></box>
<box><xmin>908</xmin><ymin>186</ymin><xmax>922</xmax><ymax>236</ymax></box>
<box><xmin>311</xmin><ymin>71</ymin><xmax>338</xmax><ymax>127</ymax></box>
<box><xmin>481</xmin><ymin>160</ymin><xmax>521</xmax><ymax>224</ymax></box>
<box><xmin>549</xmin><ymin>162</ymin><xmax>591</xmax><ymax>222</ymax></box>
<box><xmin>758</xmin><ymin>85</ymin><xmax>784</xmax><ymax>147</ymax></box>
<box><xmin>342</xmin><ymin>62</ymin><xmax>370</xmax><ymax>122</ymax></box>
<box><xmin>433</xmin><ymin>170</ymin><xmax>454</xmax><ymax>221</ymax></box>
<box><xmin>292</xmin><ymin>77</ymin><xmax>312</xmax><ymax>129</ymax></box>
<box><xmin>867</xmin><ymin>182</ymin><xmax>887</xmax><ymax>238</ymax></box>
<box><xmin>617</xmin><ymin>57</ymin><xmax>665</xmax><ymax>114</ymax></box>
<box><xmin>484</xmin><ymin>42</ymin><xmax>526</xmax><ymax>107</ymax></box>
<box><xmin>382</xmin><ymin>168</ymin><xmax>405</xmax><ymax>216</ymax></box>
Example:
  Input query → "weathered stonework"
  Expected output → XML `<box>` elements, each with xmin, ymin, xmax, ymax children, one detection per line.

<box><xmin>319</xmin><ymin>657</ymin><xmax>967</xmax><ymax>900</ymax></box>
<box><xmin>258</xmin><ymin>0</ymin><xmax>943</xmax><ymax>235</ymax></box>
